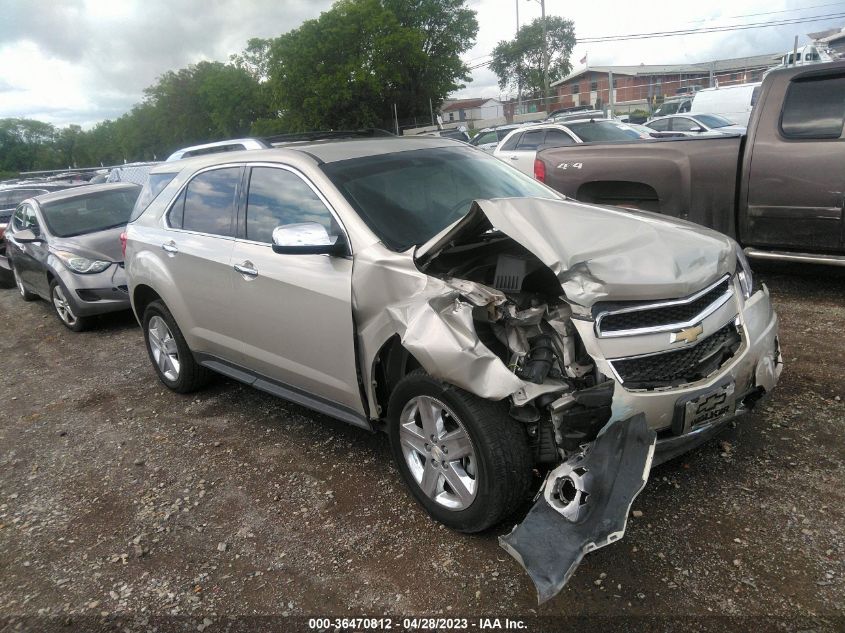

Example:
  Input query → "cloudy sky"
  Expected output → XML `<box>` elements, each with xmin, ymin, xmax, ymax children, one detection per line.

<box><xmin>0</xmin><ymin>0</ymin><xmax>842</xmax><ymax>127</ymax></box>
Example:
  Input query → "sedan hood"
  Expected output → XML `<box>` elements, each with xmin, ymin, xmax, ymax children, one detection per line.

<box><xmin>51</xmin><ymin>225</ymin><xmax>126</xmax><ymax>263</ymax></box>
<box><xmin>416</xmin><ymin>197</ymin><xmax>736</xmax><ymax>306</ymax></box>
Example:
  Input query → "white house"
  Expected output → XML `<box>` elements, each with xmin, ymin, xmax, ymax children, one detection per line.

<box><xmin>440</xmin><ymin>98</ymin><xmax>504</xmax><ymax>123</ymax></box>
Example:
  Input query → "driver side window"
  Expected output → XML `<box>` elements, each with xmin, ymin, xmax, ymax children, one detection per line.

<box><xmin>245</xmin><ymin>167</ymin><xmax>338</xmax><ymax>244</ymax></box>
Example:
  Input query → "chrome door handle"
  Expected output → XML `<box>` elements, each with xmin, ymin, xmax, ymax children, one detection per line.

<box><xmin>234</xmin><ymin>261</ymin><xmax>258</xmax><ymax>278</ymax></box>
<box><xmin>161</xmin><ymin>241</ymin><xmax>178</xmax><ymax>254</ymax></box>
<box><xmin>509</xmin><ymin>155</ymin><xmax>519</xmax><ymax>160</ymax></box>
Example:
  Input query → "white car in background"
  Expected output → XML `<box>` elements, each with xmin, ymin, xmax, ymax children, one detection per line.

<box><xmin>645</xmin><ymin>114</ymin><xmax>746</xmax><ymax>137</ymax></box>
<box><xmin>469</xmin><ymin>124</ymin><xmax>523</xmax><ymax>153</ymax></box>
<box><xmin>494</xmin><ymin>120</ymin><xmax>652</xmax><ymax>176</ymax></box>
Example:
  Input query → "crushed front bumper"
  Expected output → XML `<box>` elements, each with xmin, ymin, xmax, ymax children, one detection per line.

<box><xmin>55</xmin><ymin>263</ymin><xmax>131</xmax><ymax>317</ymax></box>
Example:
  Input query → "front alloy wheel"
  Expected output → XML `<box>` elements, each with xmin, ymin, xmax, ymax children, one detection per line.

<box><xmin>388</xmin><ymin>371</ymin><xmax>533</xmax><ymax>533</ymax></box>
<box><xmin>50</xmin><ymin>280</ymin><xmax>89</xmax><ymax>331</ymax></box>
<box><xmin>399</xmin><ymin>395</ymin><xmax>478</xmax><ymax>511</ymax></box>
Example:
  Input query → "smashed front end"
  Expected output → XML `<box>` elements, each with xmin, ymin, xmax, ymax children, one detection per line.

<box><xmin>355</xmin><ymin>197</ymin><xmax>782</xmax><ymax>603</ymax></box>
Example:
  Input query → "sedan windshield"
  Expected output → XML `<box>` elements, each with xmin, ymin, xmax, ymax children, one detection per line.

<box><xmin>567</xmin><ymin>121</ymin><xmax>647</xmax><ymax>142</ymax></box>
<box><xmin>693</xmin><ymin>114</ymin><xmax>734</xmax><ymax>129</ymax></box>
<box><xmin>41</xmin><ymin>187</ymin><xmax>141</xmax><ymax>238</ymax></box>
<box><xmin>321</xmin><ymin>146</ymin><xmax>559</xmax><ymax>251</ymax></box>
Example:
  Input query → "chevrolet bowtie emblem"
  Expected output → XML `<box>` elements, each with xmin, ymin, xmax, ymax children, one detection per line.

<box><xmin>670</xmin><ymin>324</ymin><xmax>703</xmax><ymax>344</ymax></box>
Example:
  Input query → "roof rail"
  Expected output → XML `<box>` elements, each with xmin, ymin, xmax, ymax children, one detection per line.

<box><xmin>263</xmin><ymin>128</ymin><xmax>395</xmax><ymax>144</ymax></box>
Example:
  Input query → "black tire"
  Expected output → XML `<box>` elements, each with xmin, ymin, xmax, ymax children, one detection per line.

<box><xmin>12</xmin><ymin>266</ymin><xmax>37</xmax><ymax>301</ymax></box>
<box><xmin>388</xmin><ymin>370</ymin><xmax>533</xmax><ymax>533</ymax></box>
<box><xmin>49</xmin><ymin>280</ymin><xmax>91</xmax><ymax>332</ymax></box>
<box><xmin>142</xmin><ymin>300</ymin><xmax>211</xmax><ymax>393</ymax></box>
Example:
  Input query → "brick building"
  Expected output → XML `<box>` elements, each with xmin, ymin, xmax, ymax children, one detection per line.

<box><xmin>551</xmin><ymin>53</ymin><xmax>777</xmax><ymax>114</ymax></box>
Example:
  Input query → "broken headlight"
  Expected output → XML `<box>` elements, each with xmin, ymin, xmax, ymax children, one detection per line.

<box><xmin>735</xmin><ymin>244</ymin><xmax>755</xmax><ymax>300</ymax></box>
<box><xmin>52</xmin><ymin>249</ymin><xmax>111</xmax><ymax>274</ymax></box>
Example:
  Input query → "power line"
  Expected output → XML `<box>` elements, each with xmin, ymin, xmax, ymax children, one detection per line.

<box><xmin>688</xmin><ymin>1</ymin><xmax>845</xmax><ymax>24</ymax></box>
<box><xmin>578</xmin><ymin>11</ymin><xmax>845</xmax><ymax>43</ymax></box>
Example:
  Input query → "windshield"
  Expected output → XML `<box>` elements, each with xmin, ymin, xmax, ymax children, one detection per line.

<box><xmin>321</xmin><ymin>146</ymin><xmax>559</xmax><ymax>251</ymax></box>
<box><xmin>693</xmin><ymin>114</ymin><xmax>733</xmax><ymax>129</ymax></box>
<box><xmin>41</xmin><ymin>187</ymin><xmax>141</xmax><ymax>238</ymax></box>
<box><xmin>567</xmin><ymin>121</ymin><xmax>647</xmax><ymax>142</ymax></box>
<box><xmin>129</xmin><ymin>172</ymin><xmax>178</xmax><ymax>222</ymax></box>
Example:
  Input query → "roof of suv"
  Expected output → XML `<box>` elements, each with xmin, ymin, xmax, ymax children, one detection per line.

<box><xmin>149</xmin><ymin>136</ymin><xmax>460</xmax><ymax>175</ymax></box>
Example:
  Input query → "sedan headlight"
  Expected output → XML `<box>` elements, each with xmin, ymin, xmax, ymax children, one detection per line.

<box><xmin>735</xmin><ymin>244</ymin><xmax>755</xmax><ymax>299</ymax></box>
<box><xmin>52</xmin><ymin>249</ymin><xmax>111</xmax><ymax>274</ymax></box>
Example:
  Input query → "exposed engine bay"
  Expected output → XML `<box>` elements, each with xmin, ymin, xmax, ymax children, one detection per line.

<box><xmin>420</xmin><ymin>233</ymin><xmax>614</xmax><ymax>462</ymax></box>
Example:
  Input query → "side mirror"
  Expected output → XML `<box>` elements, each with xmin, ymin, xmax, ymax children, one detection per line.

<box><xmin>271</xmin><ymin>222</ymin><xmax>349</xmax><ymax>256</ymax></box>
<box><xmin>14</xmin><ymin>229</ymin><xmax>42</xmax><ymax>243</ymax></box>
<box><xmin>692</xmin><ymin>126</ymin><xmax>706</xmax><ymax>133</ymax></box>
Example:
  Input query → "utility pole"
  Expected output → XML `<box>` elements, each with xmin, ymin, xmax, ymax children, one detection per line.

<box><xmin>516</xmin><ymin>0</ymin><xmax>522</xmax><ymax>116</ymax></box>
<box><xmin>540</xmin><ymin>0</ymin><xmax>550</xmax><ymax>113</ymax></box>
<box><xmin>608</xmin><ymin>70</ymin><xmax>614</xmax><ymax>117</ymax></box>
<box><xmin>792</xmin><ymin>35</ymin><xmax>799</xmax><ymax>65</ymax></box>
<box><xmin>429</xmin><ymin>98</ymin><xmax>435</xmax><ymax>126</ymax></box>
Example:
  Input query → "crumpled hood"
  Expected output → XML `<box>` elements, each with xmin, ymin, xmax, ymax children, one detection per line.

<box><xmin>416</xmin><ymin>197</ymin><xmax>736</xmax><ymax>306</ymax></box>
<box><xmin>51</xmin><ymin>225</ymin><xmax>125</xmax><ymax>263</ymax></box>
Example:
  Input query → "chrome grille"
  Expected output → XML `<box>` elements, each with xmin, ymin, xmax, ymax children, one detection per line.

<box><xmin>609</xmin><ymin>321</ymin><xmax>742</xmax><ymax>389</ymax></box>
<box><xmin>595</xmin><ymin>275</ymin><xmax>733</xmax><ymax>338</ymax></box>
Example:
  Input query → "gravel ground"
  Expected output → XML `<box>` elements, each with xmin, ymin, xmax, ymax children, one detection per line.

<box><xmin>0</xmin><ymin>262</ymin><xmax>843</xmax><ymax>632</ymax></box>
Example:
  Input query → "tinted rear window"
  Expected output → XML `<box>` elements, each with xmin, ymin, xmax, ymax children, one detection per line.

<box><xmin>0</xmin><ymin>188</ymin><xmax>48</xmax><ymax>209</ymax></box>
<box><xmin>781</xmin><ymin>75</ymin><xmax>845</xmax><ymax>139</ymax></box>
<box><xmin>41</xmin><ymin>187</ymin><xmax>141</xmax><ymax>238</ymax></box>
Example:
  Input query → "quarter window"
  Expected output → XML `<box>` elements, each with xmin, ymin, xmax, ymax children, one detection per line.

<box><xmin>781</xmin><ymin>75</ymin><xmax>845</xmax><ymax>139</ymax></box>
<box><xmin>180</xmin><ymin>167</ymin><xmax>240</xmax><ymax>236</ymax></box>
<box><xmin>245</xmin><ymin>167</ymin><xmax>337</xmax><ymax>244</ymax></box>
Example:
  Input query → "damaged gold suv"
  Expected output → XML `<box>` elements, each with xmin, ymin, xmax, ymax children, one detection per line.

<box><xmin>125</xmin><ymin>136</ymin><xmax>782</xmax><ymax>602</ymax></box>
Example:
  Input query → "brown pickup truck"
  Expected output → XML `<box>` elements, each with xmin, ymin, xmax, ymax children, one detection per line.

<box><xmin>534</xmin><ymin>61</ymin><xmax>845</xmax><ymax>266</ymax></box>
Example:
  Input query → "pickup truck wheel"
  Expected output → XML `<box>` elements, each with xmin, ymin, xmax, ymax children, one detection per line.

<box><xmin>388</xmin><ymin>371</ymin><xmax>532</xmax><ymax>533</ymax></box>
<box><xmin>143</xmin><ymin>300</ymin><xmax>211</xmax><ymax>393</ymax></box>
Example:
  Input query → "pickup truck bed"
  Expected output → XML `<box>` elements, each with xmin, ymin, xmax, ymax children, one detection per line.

<box><xmin>540</xmin><ymin>135</ymin><xmax>745</xmax><ymax>239</ymax></box>
<box><xmin>534</xmin><ymin>60</ymin><xmax>845</xmax><ymax>263</ymax></box>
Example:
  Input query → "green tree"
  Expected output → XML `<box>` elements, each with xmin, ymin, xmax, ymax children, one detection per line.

<box><xmin>490</xmin><ymin>16</ymin><xmax>575</xmax><ymax>99</ymax></box>
<box><xmin>260</xmin><ymin>0</ymin><xmax>477</xmax><ymax>131</ymax></box>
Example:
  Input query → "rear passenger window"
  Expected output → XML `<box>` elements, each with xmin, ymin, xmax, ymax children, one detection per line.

<box><xmin>516</xmin><ymin>129</ymin><xmax>546</xmax><ymax>150</ymax></box>
<box><xmin>781</xmin><ymin>76</ymin><xmax>845</xmax><ymax>139</ymax></box>
<box><xmin>245</xmin><ymin>167</ymin><xmax>337</xmax><ymax>244</ymax></box>
<box><xmin>648</xmin><ymin>119</ymin><xmax>670</xmax><ymax>132</ymax></box>
<box><xmin>499</xmin><ymin>132</ymin><xmax>522</xmax><ymax>151</ymax></box>
<box><xmin>180</xmin><ymin>167</ymin><xmax>240</xmax><ymax>236</ymax></box>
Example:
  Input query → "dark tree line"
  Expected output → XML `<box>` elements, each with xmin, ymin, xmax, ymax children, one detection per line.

<box><xmin>1</xmin><ymin>0</ymin><xmax>478</xmax><ymax>176</ymax></box>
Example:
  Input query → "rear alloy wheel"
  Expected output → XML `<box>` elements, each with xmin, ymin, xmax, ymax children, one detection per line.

<box><xmin>388</xmin><ymin>371</ymin><xmax>533</xmax><ymax>533</ymax></box>
<box><xmin>50</xmin><ymin>280</ymin><xmax>90</xmax><ymax>331</ymax></box>
<box><xmin>13</xmin><ymin>267</ymin><xmax>37</xmax><ymax>301</ymax></box>
<box><xmin>142</xmin><ymin>300</ymin><xmax>211</xmax><ymax>393</ymax></box>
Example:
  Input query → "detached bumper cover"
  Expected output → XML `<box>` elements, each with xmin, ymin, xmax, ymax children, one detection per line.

<box><xmin>500</xmin><ymin>415</ymin><xmax>656</xmax><ymax>604</ymax></box>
